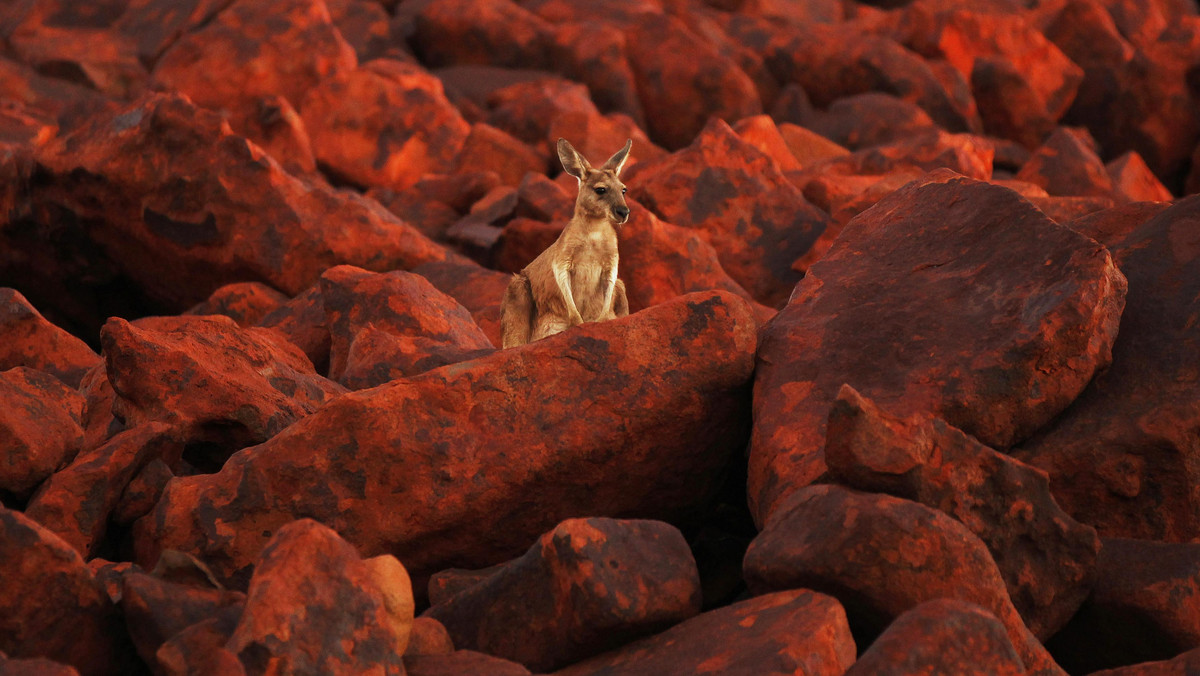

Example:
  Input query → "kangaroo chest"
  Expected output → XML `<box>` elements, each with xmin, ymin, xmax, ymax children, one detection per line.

<box><xmin>567</xmin><ymin>232</ymin><xmax>617</xmax><ymax>317</ymax></box>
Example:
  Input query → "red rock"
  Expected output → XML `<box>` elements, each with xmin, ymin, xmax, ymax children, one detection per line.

<box><xmin>1107</xmin><ymin>151</ymin><xmax>1175</xmax><ymax>202</ymax></box>
<box><xmin>804</xmin><ymin>93</ymin><xmax>938</xmax><ymax>150</ymax></box>
<box><xmin>1047</xmin><ymin>538</ymin><xmax>1200</xmax><ymax>672</ymax></box>
<box><xmin>1028</xmin><ymin>194</ymin><xmax>1119</xmax><ymax>223</ymax></box>
<box><xmin>743</xmin><ymin>485</ymin><xmax>1064</xmax><ymax>675</ymax></box>
<box><xmin>1015</xmin><ymin>127</ymin><xmax>1116</xmax><ymax>197</ymax></box>
<box><xmin>301</xmin><ymin>59</ymin><xmax>471</xmax><ymax>190</ymax></box>
<box><xmin>426</xmin><ymin>518</ymin><xmax>700</xmax><ymax>671</ymax></box>
<box><xmin>729</xmin><ymin>115</ymin><xmax>803</xmax><ymax>173</ymax></box>
<box><xmin>133</xmin><ymin>291</ymin><xmax>756</xmax><ymax>592</ymax></box>
<box><xmin>628</xmin><ymin>118</ymin><xmax>829</xmax><ymax>307</ymax></box>
<box><xmin>0</xmin><ymin>656</ymin><xmax>81</xmax><ymax>676</ymax></box>
<box><xmin>320</xmin><ymin>266</ymin><xmax>494</xmax><ymax>389</ymax></box>
<box><xmin>405</xmin><ymin>617</ymin><xmax>454</xmax><ymax>657</ymax></box>
<box><xmin>226</xmin><ymin>519</ymin><xmax>412</xmax><ymax>674</ymax></box>
<box><xmin>78</xmin><ymin>364</ymin><xmax>122</xmax><ymax>452</ymax></box>
<box><xmin>843</xmin><ymin>599</ymin><xmax>1026</xmax><ymax>676</ymax></box>
<box><xmin>808</xmin><ymin>130</ymin><xmax>996</xmax><ymax>182</ymax></box>
<box><xmin>154</xmin><ymin>614</ymin><xmax>245</xmax><ymax>676</ymax></box>
<box><xmin>427</xmin><ymin>565</ymin><xmax>504</xmax><ymax>607</ymax></box>
<box><xmin>751</xmin><ymin>172</ymin><xmax>1126</xmax><ymax>526</ymax></box>
<box><xmin>408</xmin><ymin>0</ymin><xmax>553</xmax><ymax>70</ymax></box>
<box><xmin>453</xmin><ymin>123</ymin><xmax>546</xmax><ymax>187</ymax></box>
<box><xmin>777</xmin><ymin>122</ymin><xmax>851</xmax><ymax>166</ymax></box>
<box><xmin>624</xmin><ymin>13</ymin><xmax>762</xmax><ymax>150</ymax></box>
<box><xmin>1088</xmin><ymin>649</ymin><xmax>1200</xmax><ymax>676</ymax></box>
<box><xmin>112</xmin><ymin>458</ymin><xmax>175</xmax><ymax>527</ymax></box>
<box><xmin>256</xmin><ymin>284</ymin><xmax>331</xmax><ymax>374</ymax></box>
<box><xmin>0</xmin><ymin>288</ymin><xmax>99</xmax><ymax>388</ymax></box>
<box><xmin>494</xmin><ymin>217</ymin><xmax>563</xmax><ymax>274</ymax></box>
<box><xmin>484</xmin><ymin>77</ymin><xmax>600</xmax><ymax>148</ymax></box>
<box><xmin>184</xmin><ymin>282</ymin><xmax>289</xmax><ymax>328</ymax></box>
<box><xmin>229</xmin><ymin>95</ymin><xmax>318</xmax><ymax>179</ymax></box>
<box><xmin>410</xmin><ymin>261</ymin><xmax>513</xmax><ymax>346</ymax></box>
<box><xmin>514</xmin><ymin>172</ymin><xmax>574</xmax><ymax>223</ymax></box>
<box><xmin>0</xmin><ymin>367</ymin><xmax>83</xmax><ymax>500</ymax></box>
<box><xmin>405</xmin><ymin>651</ymin><xmax>530</xmax><ymax>676</ymax></box>
<box><xmin>24</xmin><ymin>424</ymin><xmax>179</xmax><ymax>558</ymax></box>
<box><xmin>121</xmin><ymin>570</ymin><xmax>245</xmax><ymax>669</ymax></box>
<box><xmin>0</xmin><ymin>57</ymin><xmax>113</xmax><ymax>136</ymax></box>
<box><xmin>0</xmin><ymin>508</ymin><xmax>136</xmax><ymax>676</ymax></box>
<box><xmin>555</xmin><ymin>589</ymin><xmax>855</xmax><ymax>676</ymax></box>
<box><xmin>546</xmin><ymin>111</ymin><xmax>665</xmax><ymax>174</ymax></box>
<box><xmin>22</xmin><ymin>93</ymin><xmax>456</xmax><ymax>336</ymax></box>
<box><xmin>546</xmin><ymin>20</ymin><xmax>646</xmax><ymax>127</ymax></box>
<box><xmin>326</xmin><ymin>0</ymin><xmax>392</xmax><ymax>62</ymax></box>
<box><xmin>1013</xmin><ymin>195</ymin><xmax>1200</xmax><ymax>540</ymax></box>
<box><xmin>152</xmin><ymin>0</ymin><xmax>357</xmax><ymax>150</ymax></box>
<box><xmin>102</xmin><ymin>315</ymin><xmax>346</xmax><ymax>471</ymax></box>
<box><xmin>971</xmin><ymin>55</ymin><xmax>1059</xmax><ymax>148</ymax></box>
<box><xmin>1064</xmin><ymin>201</ymin><xmax>1170</xmax><ymax>248</ymax></box>
<box><xmin>824</xmin><ymin>385</ymin><xmax>1100</xmax><ymax>639</ymax></box>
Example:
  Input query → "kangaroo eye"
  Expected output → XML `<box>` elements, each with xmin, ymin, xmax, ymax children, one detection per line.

<box><xmin>621</xmin><ymin>188</ymin><xmax>627</xmax><ymax>194</ymax></box>
<box><xmin>594</xmin><ymin>187</ymin><xmax>607</xmax><ymax>195</ymax></box>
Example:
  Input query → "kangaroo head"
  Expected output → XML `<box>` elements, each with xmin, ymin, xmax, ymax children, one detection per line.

<box><xmin>557</xmin><ymin>138</ymin><xmax>632</xmax><ymax>226</ymax></box>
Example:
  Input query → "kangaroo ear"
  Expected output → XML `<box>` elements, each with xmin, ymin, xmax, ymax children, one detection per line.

<box><xmin>557</xmin><ymin>138</ymin><xmax>591</xmax><ymax>180</ymax></box>
<box><xmin>601</xmin><ymin>139</ymin><xmax>633</xmax><ymax>176</ymax></box>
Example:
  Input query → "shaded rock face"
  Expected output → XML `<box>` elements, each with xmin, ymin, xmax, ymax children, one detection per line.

<box><xmin>120</xmin><ymin>570</ymin><xmax>245</xmax><ymax>669</ymax></box>
<box><xmin>1047</xmin><ymin>538</ymin><xmax>1200</xmax><ymax>673</ymax></box>
<box><xmin>844</xmin><ymin>599</ymin><xmax>1026</xmax><ymax>676</ymax></box>
<box><xmin>0</xmin><ymin>366</ymin><xmax>84</xmax><ymax>501</ymax></box>
<box><xmin>425</xmin><ymin>518</ymin><xmax>702</xmax><ymax>672</ymax></box>
<box><xmin>12</xmin><ymin>92</ymin><xmax>453</xmax><ymax>339</ymax></box>
<box><xmin>743</xmin><ymin>484</ymin><xmax>1064</xmax><ymax>676</ymax></box>
<box><xmin>1014</xmin><ymin>194</ymin><xmax>1200</xmax><ymax>542</ymax></box>
<box><xmin>0</xmin><ymin>507</ymin><xmax>137</xmax><ymax>676</ymax></box>
<box><xmin>133</xmin><ymin>291</ymin><xmax>756</xmax><ymax>592</ymax></box>
<box><xmin>556</xmin><ymin>588</ymin><xmax>856</xmax><ymax>676</ymax></box>
<box><xmin>750</xmin><ymin>172</ymin><xmax>1127</xmax><ymax>526</ymax></box>
<box><xmin>824</xmin><ymin>385</ymin><xmax>1100</xmax><ymax>639</ymax></box>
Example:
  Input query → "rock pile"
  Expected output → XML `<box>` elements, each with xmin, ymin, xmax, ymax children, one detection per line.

<box><xmin>3</xmin><ymin>0</ymin><xmax>1200</xmax><ymax>674</ymax></box>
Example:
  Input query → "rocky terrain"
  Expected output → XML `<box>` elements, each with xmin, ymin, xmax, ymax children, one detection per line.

<box><xmin>1</xmin><ymin>0</ymin><xmax>1199</xmax><ymax>674</ymax></box>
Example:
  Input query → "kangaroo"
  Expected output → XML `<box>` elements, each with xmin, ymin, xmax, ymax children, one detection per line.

<box><xmin>500</xmin><ymin>138</ymin><xmax>633</xmax><ymax>348</ymax></box>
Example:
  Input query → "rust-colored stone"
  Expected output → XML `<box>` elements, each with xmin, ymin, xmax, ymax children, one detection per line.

<box><xmin>0</xmin><ymin>288</ymin><xmax>99</xmax><ymax>389</ymax></box>
<box><xmin>0</xmin><ymin>366</ymin><xmax>83</xmax><ymax>500</ymax></box>
<box><xmin>804</xmin><ymin>93</ymin><xmax>938</xmax><ymax>150</ymax></box>
<box><xmin>408</xmin><ymin>0</ymin><xmax>553</xmax><ymax>70</ymax></box>
<box><xmin>320</xmin><ymin>265</ymin><xmax>494</xmax><ymax>389</ymax></box>
<box><xmin>0</xmin><ymin>508</ymin><xmax>136</xmax><ymax>676</ymax></box>
<box><xmin>453</xmin><ymin>123</ymin><xmax>546</xmax><ymax>187</ymax></box>
<box><xmin>825</xmin><ymin>385</ymin><xmax>1100</xmax><ymax>639</ymax></box>
<box><xmin>255</xmin><ymin>284</ymin><xmax>331</xmax><ymax>375</ymax></box>
<box><xmin>405</xmin><ymin>651</ymin><xmax>531</xmax><ymax>676</ymax></box>
<box><xmin>0</xmin><ymin>656</ymin><xmax>82</xmax><ymax>676</ymax></box>
<box><xmin>730</xmin><ymin>115</ymin><xmax>803</xmax><ymax>172</ymax></box>
<box><xmin>155</xmin><ymin>613</ymin><xmax>245</xmax><ymax>676</ymax></box>
<box><xmin>426</xmin><ymin>518</ymin><xmax>701</xmax><ymax>672</ymax></box>
<box><xmin>405</xmin><ymin>618</ymin><xmax>454</xmax><ymax>657</ymax></box>
<box><xmin>184</xmin><ymin>282</ymin><xmax>289</xmax><ymax>329</ymax></box>
<box><xmin>744</xmin><ymin>485</ymin><xmax>1064</xmax><ymax>675</ymax></box>
<box><xmin>112</xmin><ymin>458</ymin><xmax>175</xmax><ymax>527</ymax></box>
<box><xmin>628</xmin><ymin>118</ymin><xmax>828</xmax><ymax>307</ymax></box>
<box><xmin>1106</xmin><ymin>151</ymin><xmax>1175</xmax><ymax>202</ymax></box>
<box><xmin>1014</xmin><ymin>194</ymin><xmax>1200</xmax><ymax>540</ymax></box>
<box><xmin>1015</xmin><ymin>127</ymin><xmax>1116</xmax><ymax>197</ymax></box>
<box><xmin>301</xmin><ymin>59</ymin><xmax>471</xmax><ymax>190</ymax></box>
<box><xmin>410</xmin><ymin>261</ymin><xmax>515</xmax><ymax>347</ymax></box>
<box><xmin>121</xmin><ymin>570</ymin><xmax>245</xmax><ymax>670</ymax></box>
<box><xmin>844</xmin><ymin>599</ymin><xmax>1026</xmax><ymax>676</ymax></box>
<box><xmin>1088</xmin><ymin>649</ymin><xmax>1200</xmax><ymax>676</ymax></box>
<box><xmin>777</xmin><ymin>122</ymin><xmax>851</xmax><ymax>167</ymax></box>
<box><xmin>102</xmin><ymin>315</ymin><xmax>345</xmax><ymax>471</ymax></box>
<box><xmin>226</xmin><ymin>519</ymin><xmax>411</xmax><ymax>675</ymax></box>
<box><xmin>1063</xmin><ymin>201</ymin><xmax>1170</xmax><ymax>248</ymax></box>
<box><xmin>133</xmin><ymin>291</ymin><xmax>756</xmax><ymax>593</ymax></box>
<box><xmin>750</xmin><ymin>172</ymin><xmax>1126</xmax><ymax>526</ymax></box>
<box><xmin>556</xmin><ymin>589</ymin><xmax>855</xmax><ymax>676</ymax></box>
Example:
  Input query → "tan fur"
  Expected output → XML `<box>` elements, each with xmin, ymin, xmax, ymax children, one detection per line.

<box><xmin>500</xmin><ymin>138</ymin><xmax>633</xmax><ymax>348</ymax></box>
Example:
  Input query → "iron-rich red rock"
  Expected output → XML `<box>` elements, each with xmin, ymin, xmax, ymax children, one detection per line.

<box><xmin>255</xmin><ymin>284</ymin><xmax>331</xmax><ymax>375</ymax></box>
<box><xmin>824</xmin><ymin>385</ymin><xmax>1100</xmax><ymax>639</ymax></box>
<box><xmin>1046</xmin><ymin>538</ymin><xmax>1200</xmax><ymax>673</ymax></box>
<box><xmin>1063</xmin><ymin>201</ymin><xmax>1170</xmax><ymax>248</ymax></box>
<box><xmin>427</xmin><ymin>564</ymin><xmax>505</xmax><ymax>607</ymax></box>
<box><xmin>405</xmin><ymin>618</ymin><xmax>454</xmax><ymax>657</ymax></box>
<box><xmin>545</xmin><ymin>21</ymin><xmax>644</xmax><ymax>125</ymax></box>
<box><xmin>121</xmin><ymin>570</ymin><xmax>245</xmax><ymax>669</ymax></box>
<box><xmin>226</xmin><ymin>519</ymin><xmax>412</xmax><ymax>675</ymax></box>
<box><xmin>453</xmin><ymin>123</ymin><xmax>546</xmax><ymax>187</ymax></box>
<box><xmin>800</xmin><ymin>130</ymin><xmax>995</xmax><ymax>183</ymax></box>
<box><xmin>843</xmin><ymin>599</ymin><xmax>1026</xmax><ymax>676</ymax></box>
<box><xmin>133</xmin><ymin>291</ymin><xmax>756</xmax><ymax>593</ymax></box>
<box><xmin>408</xmin><ymin>0</ymin><xmax>553</xmax><ymax>70</ymax></box>
<box><xmin>778</xmin><ymin>122</ymin><xmax>851</xmax><ymax>167</ymax></box>
<box><xmin>405</xmin><ymin>651</ymin><xmax>531</xmax><ymax>676</ymax></box>
<box><xmin>25</xmin><ymin>424</ymin><xmax>179</xmax><ymax>558</ymax></box>
<box><xmin>0</xmin><ymin>366</ymin><xmax>83</xmax><ymax>500</ymax></box>
<box><xmin>230</xmin><ymin>94</ymin><xmax>318</xmax><ymax>180</ymax></box>
<box><xmin>804</xmin><ymin>93</ymin><xmax>938</xmax><ymax>150</ymax></box>
<box><xmin>623</xmin><ymin>13</ymin><xmax>761</xmax><ymax>150</ymax></box>
<box><xmin>1015</xmin><ymin>127</ymin><xmax>1116</xmax><ymax>197</ymax></box>
<box><xmin>154</xmin><ymin>611</ymin><xmax>245</xmax><ymax>676</ymax></box>
<box><xmin>743</xmin><ymin>485</ymin><xmax>1064</xmax><ymax>676</ymax></box>
<box><xmin>1028</xmin><ymin>194</ymin><xmax>1118</xmax><ymax>223</ymax></box>
<box><xmin>0</xmin><ymin>288</ymin><xmax>100</xmax><ymax>388</ymax></box>
<box><xmin>152</xmin><ymin>0</ymin><xmax>357</xmax><ymax>150</ymax></box>
<box><xmin>555</xmin><ymin>589</ymin><xmax>855</xmax><ymax>676</ymax></box>
<box><xmin>494</xmin><ymin>217</ymin><xmax>563</xmax><ymax>274</ymax></box>
<box><xmin>628</xmin><ymin>118</ymin><xmax>828</xmax><ymax>307</ymax></box>
<box><xmin>1106</xmin><ymin>151</ymin><xmax>1175</xmax><ymax>202</ymax></box>
<box><xmin>184</xmin><ymin>282</ymin><xmax>289</xmax><ymax>328</ymax></box>
<box><xmin>301</xmin><ymin>59</ymin><xmax>471</xmax><ymax>190</ymax></box>
<box><xmin>750</xmin><ymin>171</ymin><xmax>1126</xmax><ymax>526</ymax></box>
<box><xmin>483</xmin><ymin>77</ymin><xmax>599</xmax><ymax>149</ymax></box>
<box><xmin>327</xmin><ymin>0</ymin><xmax>392</xmax><ymax>62</ymax></box>
<box><xmin>1013</xmin><ymin>194</ymin><xmax>1200</xmax><ymax>541</ymax></box>
<box><xmin>730</xmin><ymin>115</ymin><xmax>803</xmax><ymax>172</ymax></box>
<box><xmin>102</xmin><ymin>315</ymin><xmax>346</xmax><ymax>471</ymax></box>
<box><xmin>1087</xmin><ymin>649</ymin><xmax>1200</xmax><ymax>676</ymax></box>
<box><xmin>0</xmin><ymin>656</ymin><xmax>82</xmax><ymax>676</ymax></box>
<box><xmin>20</xmin><ymin>93</ymin><xmax>456</xmax><ymax>338</ymax></box>
<box><xmin>410</xmin><ymin>261</ymin><xmax>515</xmax><ymax>347</ymax></box>
<box><xmin>0</xmin><ymin>508</ymin><xmax>136</xmax><ymax>676</ymax></box>
<box><xmin>112</xmin><ymin>458</ymin><xmax>175</xmax><ymax>527</ymax></box>
<box><xmin>425</xmin><ymin>518</ymin><xmax>700</xmax><ymax>672</ymax></box>
<box><xmin>320</xmin><ymin>265</ymin><xmax>494</xmax><ymax>389</ymax></box>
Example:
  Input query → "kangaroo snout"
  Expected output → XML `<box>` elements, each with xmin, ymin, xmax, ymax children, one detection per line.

<box><xmin>613</xmin><ymin>205</ymin><xmax>630</xmax><ymax>223</ymax></box>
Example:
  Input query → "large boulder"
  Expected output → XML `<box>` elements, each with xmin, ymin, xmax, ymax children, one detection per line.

<box><xmin>0</xmin><ymin>366</ymin><xmax>84</xmax><ymax>500</ymax></box>
<box><xmin>0</xmin><ymin>288</ymin><xmax>99</xmax><ymax>388</ymax></box>
<box><xmin>750</xmin><ymin>171</ymin><xmax>1126</xmax><ymax>525</ymax></box>
<box><xmin>133</xmin><ymin>291</ymin><xmax>757</xmax><ymax>591</ymax></box>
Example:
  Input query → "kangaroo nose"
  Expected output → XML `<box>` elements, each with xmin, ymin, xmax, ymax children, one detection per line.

<box><xmin>614</xmin><ymin>205</ymin><xmax>630</xmax><ymax>221</ymax></box>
